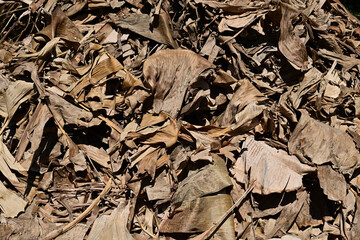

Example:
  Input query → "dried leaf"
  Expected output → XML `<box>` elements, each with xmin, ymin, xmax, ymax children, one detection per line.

<box><xmin>78</xmin><ymin>144</ymin><xmax>110</xmax><ymax>168</ymax></box>
<box><xmin>0</xmin><ymin>181</ymin><xmax>27</xmax><ymax>218</ymax></box>
<box><xmin>0</xmin><ymin>80</ymin><xmax>34</xmax><ymax>125</ymax></box>
<box><xmin>317</xmin><ymin>165</ymin><xmax>347</xmax><ymax>202</ymax></box>
<box><xmin>143</xmin><ymin>49</ymin><xmax>214</xmax><ymax>118</ymax></box>
<box><xmin>289</xmin><ymin>111</ymin><xmax>360</xmax><ymax>174</ymax></box>
<box><xmin>129</xmin><ymin>112</ymin><xmax>179</xmax><ymax>148</ymax></box>
<box><xmin>172</xmin><ymin>154</ymin><xmax>232</xmax><ymax>207</ymax></box>
<box><xmin>161</xmin><ymin>193</ymin><xmax>235</xmax><ymax>239</ymax></box>
<box><xmin>279</xmin><ymin>3</ymin><xmax>309</xmax><ymax>71</ymax></box>
<box><xmin>231</xmin><ymin>136</ymin><xmax>315</xmax><ymax>195</ymax></box>
<box><xmin>88</xmin><ymin>199</ymin><xmax>134</xmax><ymax>240</ymax></box>
<box><xmin>110</xmin><ymin>13</ymin><xmax>178</xmax><ymax>48</ymax></box>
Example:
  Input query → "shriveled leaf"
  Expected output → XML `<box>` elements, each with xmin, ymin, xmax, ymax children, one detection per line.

<box><xmin>1</xmin><ymin>80</ymin><xmax>34</xmax><ymax>124</ymax></box>
<box><xmin>88</xmin><ymin>199</ymin><xmax>134</xmax><ymax>240</ymax></box>
<box><xmin>145</xmin><ymin>170</ymin><xmax>172</xmax><ymax>201</ymax></box>
<box><xmin>110</xmin><ymin>13</ymin><xmax>178</xmax><ymax>48</ymax></box>
<box><xmin>143</xmin><ymin>49</ymin><xmax>214</xmax><ymax>118</ymax></box>
<box><xmin>0</xmin><ymin>181</ymin><xmax>27</xmax><ymax>218</ymax></box>
<box><xmin>78</xmin><ymin>144</ymin><xmax>110</xmax><ymax>168</ymax></box>
<box><xmin>279</xmin><ymin>2</ymin><xmax>309</xmax><ymax>71</ymax></box>
<box><xmin>129</xmin><ymin>112</ymin><xmax>179</xmax><ymax>148</ymax></box>
<box><xmin>289</xmin><ymin>111</ymin><xmax>360</xmax><ymax>174</ymax></box>
<box><xmin>172</xmin><ymin>154</ymin><xmax>232</xmax><ymax>207</ymax></box>
<box><xmin>161</xmin><ymin>193</ymin><xmax>235</xmax><ymax>240</ymax></box>
<box><xmin>16</xmin><ymin>103</ymin><xmax>51</xmax><ymax>171</ymax></box>
<box><xmin>47</xmin><ymin>92</ymin><xmax>93</xmax><ymax>127</ymax></box>
<box><xmin>231</xmin><ymin>136</ymin><xmax>315</xmax><ymax>195</ymax></box>
<box><xmin>216</xmin><ymin>78</ymin><xmax>267</xmax><ymax>127</ymax></box>
<box><xmin>317</xmin><ymin>165</ymin><xmax>347</xmax><ymax>203</ymax></box>
<box><xmin>35</xmin><ymin>6</ymin><xmax>83</xmax><ymax>43</ymax></box>
<box><xmin>266</xmin><ymin>191</ymin><xmax>307</xmax><ymax>238</ymax></box>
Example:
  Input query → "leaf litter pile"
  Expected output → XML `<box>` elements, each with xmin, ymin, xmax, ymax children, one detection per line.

<box><xmin>2</xmin><ymin>0</ymin><xmax>360</xmax><ymax>239</ymax></box>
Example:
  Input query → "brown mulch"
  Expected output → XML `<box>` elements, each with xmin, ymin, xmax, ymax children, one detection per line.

<box><xmin>1</xmin><ymin>0</ymin><xmax>360</xmax><ymax>239</ymax></box>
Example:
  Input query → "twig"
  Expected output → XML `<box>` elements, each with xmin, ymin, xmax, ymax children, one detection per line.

<box><xmin>190</xmin><ymin>181</ymin><xmax>255</xmax><ymax>240</ymax></box>
<box><xmin>41</xmin><ymin>178</ymin><xmax>112</xmax><ymax>240</ymax></box>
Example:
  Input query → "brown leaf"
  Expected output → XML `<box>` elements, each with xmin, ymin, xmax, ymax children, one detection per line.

<box><xmin>129</xmin><ymin>112</ymin><xmax>179</xmax><ymax>148</ymax></box>
<box><xmin>87</xmin><ymin>199</ymin><xmax>134</xmax><ymax>240</ymax></box>
<box><xmin>160</xmin><ymin>193</ymin><xmax>235</xmax><ymax>239</ymax></box>
<box><xmin>35</xmin><ymin>6</ymin><xmax>83</xmax><ymax>43</ymax></box>
<box><xmin>279</xmin><ymin>3</ymin><xmax>309</xmax><ymax>71</ymax></box>
<box><xmin>47</xmin><ymin>91</ymin><xmax>93</xmax><ymax>127</ymax></box>
<box><xmin>266</xmin><ymin>191</ymin><xmax>307</xmax><ymax>238</ymax></box>
<box><xmin>231</xmin><ymin>136</ymin><xmax>315</xmax><ymax>195</ymax></box>
<box><xmin>145</xmin><ymin>170</ymin><xmax>172</xmax><ymax>201</ymax></box>
<box><xmin>216</xmin><ymin>78</ymin><xmax>267</xmax><ymax>127</ymax></box>
<box><xmin>194</xmin><ymin>0</ymin><xmax>268</xmax><ymax>14</ymax></box>
<box><xmin>0</xmin><ymin>80</ymin><xmax>34</xmax><ymax>126</ymax></box>
<box><xmin>171</xmin><ymin>154</ymin><xmax>232</xmax><ymax>208</ymax></box>
<box><xmin>218</xmin><ymin>11</ymin><xmax>266</xmax><ymax>33</ymax></box>
<box><xmin>317</xmin><ymin>165</ymin><xmax>347</xmax><ymax>203</ymax></box>
<box><xmin>351</xmin><ymin>198</ymin><xmax>360</xmax><ymax>239</ymax></box>
<box><xmin>69</xmin><ymin>49</ymin><xmax>124</xmax><ymax>98</ymax></box>
<box><xmin>143</xmin><ymin>49</ymin><xmax>214</xmax><ymax>118</ymax></box>
<box><xmin>289</xmin><ymin>111</ymin><xmax>360</xmax><ymax>174</ymax></box>
<box><xmin>16</xmin><ymin>103</ymin><xmax>52</xmax><ymax>171</ymax></box>
<box><xmin>0</xmin><ymin>181</ymin><xmax>27</xmax><ymax>218</ymax></box>
<box><xmin>0</xmin><ymin>138</ymin><xmax>27</xmax><ymax>194</ymax></box>
<box><xmin>78</xmin><ymin>144</ymin><xmax>110</xmax><ymax>168</ymax></box>
<box><xmin>110</xmin><ymin>13</ymin><xmax>178</xmax><ymax>48</ymax></box>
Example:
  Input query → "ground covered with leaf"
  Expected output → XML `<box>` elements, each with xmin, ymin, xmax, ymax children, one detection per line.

<box><xmin>1</xmin><ymin>0</ymin><xmax>360</xmax><ymax>239</ymax></box>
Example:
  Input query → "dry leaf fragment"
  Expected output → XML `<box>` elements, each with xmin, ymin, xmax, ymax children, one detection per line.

<box><xmin>289</xmin><ymin>111</ymin><xmax>360</xmax><ymax>174</ymax></box>
<box><xmin>172</xmin><ymin>154</ymin><xmax>232</xmax><ymax>208</ymax></box>
<box><xmin>16</xmin><ymin>103</ymin><xmax>52</xmax><ymax>171</ymax></box>
<box><xmin>87</xmin><ymin>199</ymin><xmax>134</xmax><ymax>240</ymax></box>
<box><xmin>194</xmin><ymin>0</ymin><xmax>267</xmax><ymax>13</ymax></box>
<box><xmin>279</xmin><ymin>3</ymin><xmax>309</xmax><ymax>71</ymax></box>
<box><xmin>143</xmin><ymin>49</ymin><xmax>214</xmax><ymax>119</ymax></box>
<box><xmin>318</xmin><ymin>49</ymin><xmax>360</xmax><ymax>71</ymax></box>
<box><xmin>288</xmin><ymin>67</ymin><xmax>322</xmax><ymax>109</ymax></box>
<box><xmin>317</xmin><ymin>165</ymin><xmax>347</xmax><ymax>203</ymax></box>
<box><xmin>129</xmin><ymin>112</ymin><xmax>179</xmax><ymax>148</ymax></box>
<box><xmin>216</xmin><ymin>78</ymin><xmax>267</xmax><ymax>127</ymax></box>
<box><xmin>218</xmin><ymin>11</ymin><xmax>265</xmax><ymax>33</ymax></box>
<box><xmin>266</xmin><ymin>191</ymin><xmax>307</xmax><ymax>238</ymax></box>
<box><xmin>35</xmin><ymin>6</ymin><xmax>83</xmax><ymax>43</ymax></box>
<box><xmin>47</xmin><ymin>92</ymin><xmax>93</xmax><ymax>127</ymax></box>
<box><xmin>145</xmin><ymin>170</ymin><xmax>171</xmax><ymax>201</ymax></box>
<box><xmin>0</xmin><ymin>80</ymin><xmax>34</xmax><ymax>128</ymax></box>
<box><xmin>55</xmin><ymin>224</ymin><xmax>88</xmax><ymax>240</ymax></box>
<box><xmin>0</xmin><ymin>138</ymin><xmax>27</xmax><ymax>193</ymax></box>
<box><xmin>78</xmin><ymin>145</ymin><xmax>110</xmax><ymax>168</ymax></box>
<box><xmin>351</xmin><ymin>198</ymin><xmax>360</xmax><ymax>239</ymax></box>
<box><xmin>181</xmin><ymin>122</ymin><xmax>227</xmax><ymax>150</ymax></box>
<box><xmin>231</xmin><ymin>136</ymin><xmax>315</xmax><ymax>195</ymax></box>
<box><xmin>110</xmin><ymin>13</ymin><xmax>178</xmax><ymax>48</ymax></box>
<box><xmin>160</xmin><ymin>193</ymin><xmax>235</xmax><ymax>239</ymax></box>
<box><xmin>0</xmin><ymin>49</ymin><xmax>12</xmax><ymax>63</ymax></box>
<box><xmin>69</xmin><ymin>50</ymin><xmax>124</xmax><ymax>98</ymax></box>
<box><xmin>0</xmin><ymin>180</ymin><xmax>27</xmax><ymax>218</ymax></box>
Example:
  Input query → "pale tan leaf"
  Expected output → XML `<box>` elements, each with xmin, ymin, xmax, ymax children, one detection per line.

<box><xmin>87</xmin><ymin>199</ymin><xmax>134</xmax><ymax>240</ymax></box>
<box><xmin>0</xmin><ymin>181</ymin><xmax>27</xmax><ymax>218</ymax></box>
<box><xmin>231</xmin><ymin>136</ymin><xmax>315</xmax><ymax>195</ymax></box>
